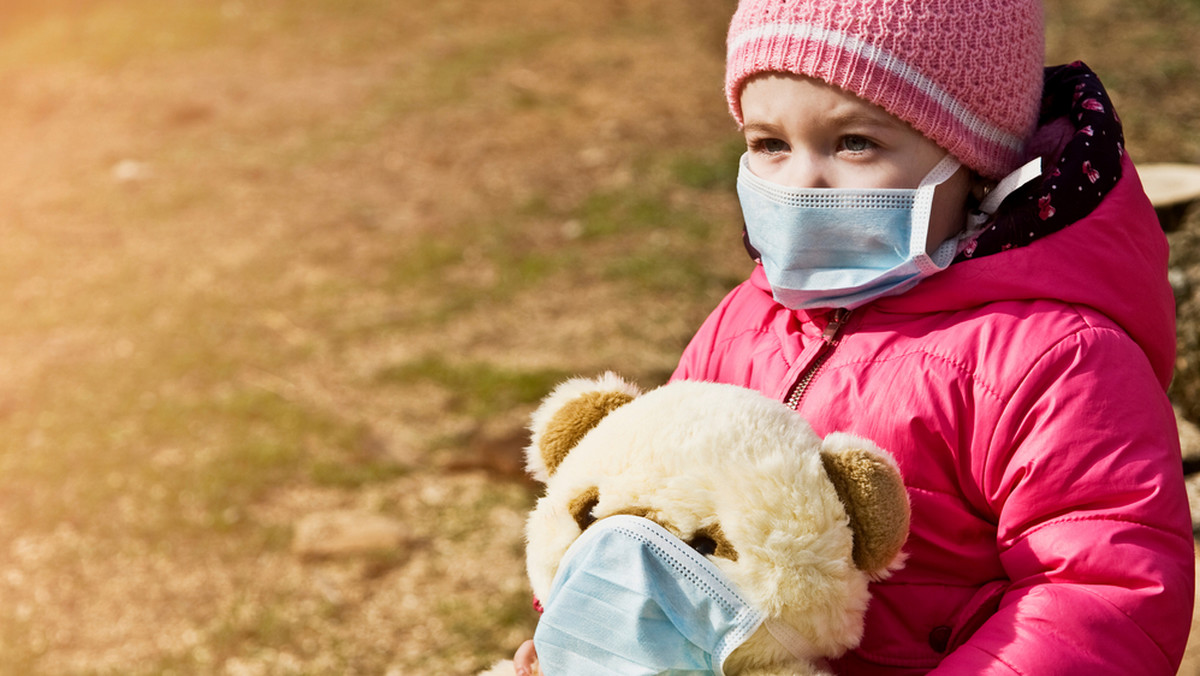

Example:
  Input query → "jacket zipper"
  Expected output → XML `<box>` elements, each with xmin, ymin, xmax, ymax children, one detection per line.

<box><xmin>785</xmin><ymin>308</ymin><xmax>850</xmax><ymax>410</ymax></box>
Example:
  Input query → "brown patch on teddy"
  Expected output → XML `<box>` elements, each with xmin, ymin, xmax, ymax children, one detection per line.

<box><xmin>820</xmin><ymin>449</ymin><xmax>910</xmax><ymax>575</ymax></box>
<box><xmin>538</xmin><ymin>390</ymin><xmax>636</xmax><ymax>476</ymax></box>
<box><xmin>608</xmin><ymin>506</ymin><xmax>654</xmax><ymax>520</ymax></box>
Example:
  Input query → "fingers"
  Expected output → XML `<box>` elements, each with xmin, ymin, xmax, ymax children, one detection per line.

<box><xmin>513</xmin><ymin>639</ymin><xmax>540</xmax><ymax>676</ymax></box>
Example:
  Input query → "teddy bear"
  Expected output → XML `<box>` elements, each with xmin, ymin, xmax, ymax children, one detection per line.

<box><xmin>481</xmin><ymin>373</ymin><xmax>909</xmax><ymax>676</ymax></box>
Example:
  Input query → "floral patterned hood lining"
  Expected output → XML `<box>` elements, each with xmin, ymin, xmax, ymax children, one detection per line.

<box><xmin>959</xmin><ymin>62</ymin><xmax>1127</xmax><ymax>261</ymax></box>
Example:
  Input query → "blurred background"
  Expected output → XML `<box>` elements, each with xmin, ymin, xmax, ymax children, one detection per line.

<box><xmin>0</xmin><ymin>0</ymin><xmax>1198</xmax><ymax>673</ymax></box>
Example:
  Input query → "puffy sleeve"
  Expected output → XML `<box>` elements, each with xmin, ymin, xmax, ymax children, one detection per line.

<box><xmin>932</xmin><ymin>324</ymin><xmax>1195</xmax><ymax>674</ymax></box>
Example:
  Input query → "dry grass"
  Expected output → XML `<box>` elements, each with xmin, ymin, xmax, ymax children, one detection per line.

<box><xmin>0</xmin><ymin>0</ymin><xmax>1197</xmax><ymax>674</ymax></box>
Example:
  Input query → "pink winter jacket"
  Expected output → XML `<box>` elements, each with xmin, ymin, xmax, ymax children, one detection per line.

<box><xmin>672</xmin><ymin>153</ymin><xmax>1195</xmax><ymax>674</ymax></box>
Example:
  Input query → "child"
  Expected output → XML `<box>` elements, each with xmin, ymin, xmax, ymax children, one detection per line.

<box><xmin>515</xmin><ymin>0</ymin><xmax>1196</xmax><ymax>673</ymax></box>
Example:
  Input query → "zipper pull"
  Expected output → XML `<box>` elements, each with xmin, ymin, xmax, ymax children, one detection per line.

<box><xmin>786</xmin><ymin>309</ymin><xmax>851</xmax><ymax>410</ymax></box>
<box><xmin>821</xmin><ymin>308</ymin><xmax>850</xmax><ymax>344</ymax></box>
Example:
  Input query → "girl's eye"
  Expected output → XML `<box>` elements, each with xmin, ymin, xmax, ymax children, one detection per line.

<box><xmin>751</xmin><ymin>137</ymin><xmax>790</xmax><ymax>154</ymax></box>
<box><xmin>840</xmin><ymin>135</ymin><xmax>874</xmax><ymax>153</ymax></box>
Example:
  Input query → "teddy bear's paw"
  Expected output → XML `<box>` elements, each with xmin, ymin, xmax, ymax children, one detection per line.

<box><xmin>473</xmin><ymin>659</ymin><xmax>516</xmax><ymax>676</ymax></box>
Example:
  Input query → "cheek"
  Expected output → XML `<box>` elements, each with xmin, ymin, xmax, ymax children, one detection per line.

<box><xmin>926</xmin><ymin>170</ymin><xmax>971</xmax><ymax>253</ymax></box>
<box><xmin>745</xmin><ymin>154</ymin><xmax>782</xmax><ymax>184</ymax></box>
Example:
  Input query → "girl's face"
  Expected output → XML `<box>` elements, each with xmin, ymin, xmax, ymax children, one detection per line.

<box><xmin>740</xmin><ymin>73</ymin><xmax>973</xmax><ymax>255</ymax></box>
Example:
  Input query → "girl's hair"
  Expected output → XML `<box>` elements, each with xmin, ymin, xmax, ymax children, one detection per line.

<box><xmin>725</xmin><ymin>0</ymin><xmax>1045</xmax><ymax>179</ymax></box>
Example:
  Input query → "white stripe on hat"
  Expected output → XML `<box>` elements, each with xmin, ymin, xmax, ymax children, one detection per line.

<box><xmin>728</xmin><ymin>22</ymin><xmax>1024</xmax><ymax>154</ymax></box>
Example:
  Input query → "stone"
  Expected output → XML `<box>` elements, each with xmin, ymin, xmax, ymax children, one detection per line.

<box><xmin>1139</xmin><ymin>162</ymin><xmax>1200</xmax><ymax>231</ymax></box>
<box><xmin>1178</xmin><ymin>407</ymin><xmax>1200</xmax><ymax>471</ymax></box>
<box><xmin>293</xmin><ymin>510</ymin><xmax>406</xmax><ymax>558</ymax></box>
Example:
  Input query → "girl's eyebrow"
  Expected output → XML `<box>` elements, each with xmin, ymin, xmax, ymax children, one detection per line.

<box><xmin>741</xmin><ymin>110</ymin><xmax>902</xmax><ymax>136</ymax></box>
<box><xmin>827</xmin><ymin>107</ymin><xmax>901</xmax><ymax>129</ymax></box>
<box><xmin>741</xmin><ymin>122</ymin><xmax>783</xmax><ymax>135</ymax></box>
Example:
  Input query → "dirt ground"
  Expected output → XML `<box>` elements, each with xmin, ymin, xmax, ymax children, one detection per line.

<box><xmin>1</xmin><ymin>0</ymin><xmax>1199</xmax><ymax>674</ymax></box>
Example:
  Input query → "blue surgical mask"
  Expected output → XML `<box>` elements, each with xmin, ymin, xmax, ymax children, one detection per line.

<box><xmin>737</xmin><ymin>152</ymin><xmax>963</xmax><ymax>310</ymax></box>
<box><xmin>532</xmin><ymin>514</ymin><xmax>768</xmax><ymax>676</ymax></box>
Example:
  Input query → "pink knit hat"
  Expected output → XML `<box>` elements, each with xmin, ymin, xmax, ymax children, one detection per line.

<box><xmin>726</xmin><ymin>0</ymin><xmax>1045</xmax><ymax>178</ymax></box>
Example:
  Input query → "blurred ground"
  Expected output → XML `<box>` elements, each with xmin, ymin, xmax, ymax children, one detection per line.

<box><xmin>0</xmin><ymin>0</ymin><xmax>1198</xmax><ymax>674</ymax></box>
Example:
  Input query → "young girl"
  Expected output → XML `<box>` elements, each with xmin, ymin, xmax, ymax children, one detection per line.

<box><xmin>515</xmin><ymin>0</ymin><xmax>1195</xmax><ymax>673</ymax></box>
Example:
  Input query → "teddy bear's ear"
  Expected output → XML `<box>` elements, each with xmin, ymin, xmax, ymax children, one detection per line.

<box><xmin>819</xmin><ymin>432</ymin><xmax>911</xmax><ymax>578</ymax></box>
<box><xmin>525</xmin><ymin>372</ymin><xmax>642</xmax><ymax>483</ymax></box>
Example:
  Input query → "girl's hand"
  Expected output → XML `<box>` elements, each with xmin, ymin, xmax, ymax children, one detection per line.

<box><xmin>513</xmin><ymin>639</ymin><xmax>540</xmax><ymax>676</ymax></box>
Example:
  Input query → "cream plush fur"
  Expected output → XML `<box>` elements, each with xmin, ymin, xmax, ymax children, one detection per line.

<box><xmin>481</xmin><ymin>374</ymin><xmax>909</xmax><ymax>676</ymax></box>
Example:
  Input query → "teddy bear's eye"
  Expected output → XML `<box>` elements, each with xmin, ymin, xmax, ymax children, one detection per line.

<box><xmin>687</xmin><ymin>535</ymin><xmax>718</xmax><ymax>557</ymax></box>
<box><xmin>568</xmin><ymin>488</ymin><xmax>600</xmax><ymax>532</ymax></box>
<box><xmin>686</xmin><ymin>525</ymin><xmax>738</xmax><ymax>561</ymax></box>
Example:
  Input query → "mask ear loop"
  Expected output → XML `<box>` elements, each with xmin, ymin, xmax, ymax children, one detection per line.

<box><xmin>965</xmin><ymin>158</ymin><xmax>1044</xmax><ymax>234</ymax></box>
<box><xmin>910</xmin><ymin>155</ymin><xmax>965</xmax><ymax>274</ymax></box>
<box><xmin>762</xmin><ymin>618</ymin><xmax>820</xmax><ymax>663</ymax></box>
<box><xmin>919</xmin><ymin>154</ymin><xmax>966</xmax><ymax>189</ymax></box>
